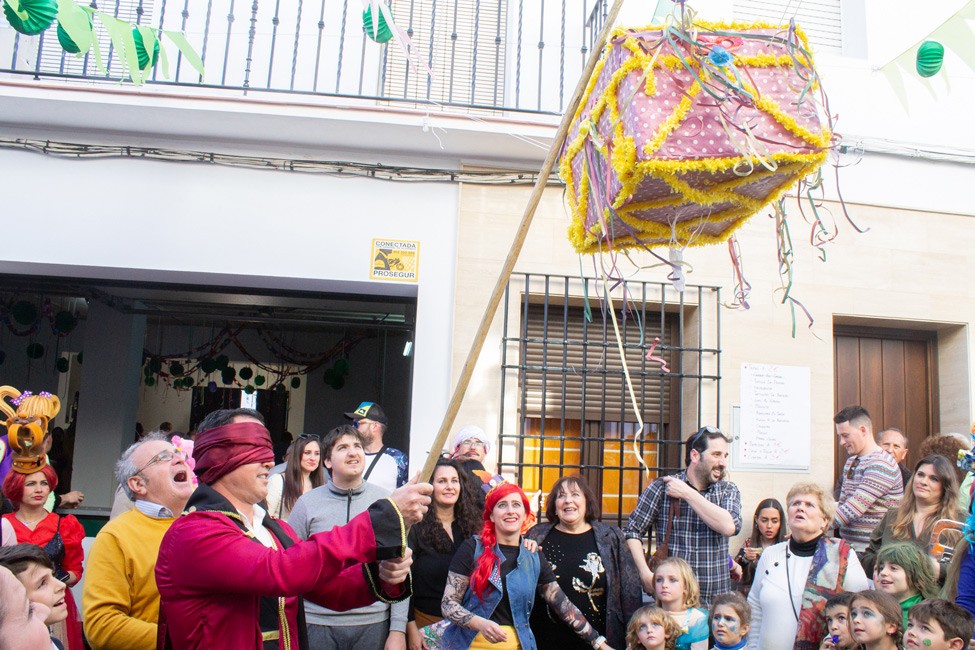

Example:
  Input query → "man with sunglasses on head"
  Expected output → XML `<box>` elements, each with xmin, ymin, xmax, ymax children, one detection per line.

<box><xmin>623</xmin><ymin>426</ymin><xmax>742</xmax><ymax>608</ymax></box>
<box><xmin>833</xmin><ymin>405</ymin><xmax>903</xmax><ymax>553</ymax></box>
<box><xmin>345</xmin><ymin>402</ymin><xmax>408</xmax><ymax>493</ymax></box>
<box><xmin>83</xmin><ymin>432</ymin><xmax>196</xmax><ymax>650</ymax></box>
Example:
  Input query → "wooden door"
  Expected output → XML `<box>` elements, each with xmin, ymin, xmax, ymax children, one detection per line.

<box><xmin>833</xmin><ymin>326</ymin><xmax>938</xmax><ymax>476</ymax></box>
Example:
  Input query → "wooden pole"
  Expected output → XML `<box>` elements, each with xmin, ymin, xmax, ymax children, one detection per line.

<box><xmin>419</xmin><ymin>0</ymin><xmax>626</xmax><ymax>482</ymax></box>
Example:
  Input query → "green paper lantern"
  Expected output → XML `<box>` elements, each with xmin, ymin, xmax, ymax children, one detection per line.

<box><xmin>254</xmin><ymin>375</ymin><xmax>266</xmax><ymax>386</ymax></box>
<box><xmin>221</xmin><ymin>367</ymin><xmax>237</xmax><ymax>385</ymax></box>
<box><xmin>362</xmin><ymin>6</ymin><xmax>393</xmax><ymax>43</ymax></box>
<box><xmin>132</xmin><ymin>28</ymin><xmax>160</xmax><ymax>69</ymax></box>
<box><xmin>238</xmin><ymin>367</ymin><xmax>253</xmax><ymax>381</ymax></box>
<box><xmin>334</xmin><ymin>358</ymin><xmax>351</xmax><ymax>376</ymax></box>
<box><xmin>56</xmin><ymin>357</ymin><xmax>69</xmax><ymax>373</ymax></box>
<box><xmin>57</xmin><ymin>12</ymin><xmax>91</xmax><ymax>54</ymax></box>
<box><xmin>181</xmin><ymin>377</ymin><xmax>195</xmax><ymax>388</ymax></box>
<box><xmin>273</xmin><ymin>383</ymin><xmax>286</xmax><ymax>393</ymax></box>
<box><xmin>149</xmin><ymin>358</ymin><xmax>162</xmax><ymax>373</ymax></box>
<box><xmin>145</xmin><ymin>376</ymin><xmax>156</xmax><ymax>387</ymax></box>
<box><xmin>244</xmin><ymin>385</ymin><xmax>255</xmax><ymax>395</ymax></box>
<box><xmin>26</xmin><ymin>342</ymin><xmax>44</xmax><ymax>359</ymax></box>
<box><xmin>3</xmin><ymin>0</ymin><xmax>57</xmax><ymax>36</ymax></box>
<box><xmin>916</xmin><ymin>40</ymin><xmax>944</xmax><ymax>78</ymax></box>
<box><xmin>215</xmin><ymin>354</ymin><xmax>230</xmax><ymax>370</ymax></box>
<box><xmin>323</xmin><ymin>368</ymin><xmax>338</xmax><ymax>385</ymax></box>
<box><xmin>290</xmin><ymin>377</ymin><xmax>301</xmax><ymax>389</ymax></box>
<box><xmin>199</xmin><ymin>357</ymin><xmax>218</xmax><ymax>374</ymax></box>
<box><xmin>53</xmin><ymin>310</ymin><xmax>76</xmax><ymax>333</ymax></box>
<box><xmin>11</xmin><ymin>301</ymin><xmax>38</xmax><ymax>325</ymax></box>
<box><xmin>169</xmin><ymin>362</ymin><xmax>184</xmax><ymax>376</ymax></box>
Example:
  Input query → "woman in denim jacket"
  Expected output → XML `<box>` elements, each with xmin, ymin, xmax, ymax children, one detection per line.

<box><xmin>441</xmin><ymin>481</ymin><xmax>614</xmax><ymax>650</ymax></box>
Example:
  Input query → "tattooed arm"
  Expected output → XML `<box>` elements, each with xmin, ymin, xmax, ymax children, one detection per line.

<box><xmin>441</xmin><ymin>571</ymin><xmax>476</xmax><ymax>628</ymax></box>
<box><xmin>441</xmin><ymin>571</ymin><xmax>510</xmax><ymax>644</ymax></box>
<box><xmin>540</xmin><ymin>582</ymin><xmax>609</xmax><ymax>648</ymax></box>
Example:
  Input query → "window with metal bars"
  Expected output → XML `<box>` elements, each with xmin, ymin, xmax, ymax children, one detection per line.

<box><xmin>733</xmin><ymin>0</ymin><xmax>843</xmax><ymax>54</ymax></box>
<box><xmin>381</xmin><ymin>0</ymin><xmax>507</xmax><ymax>109</ymax></box>
<box><xmin>499</xmin><ymin>273</ymin><xmax>721</xmax><ymax>528</ymax></box>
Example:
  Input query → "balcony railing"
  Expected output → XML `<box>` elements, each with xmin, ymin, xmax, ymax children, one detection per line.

<box><xmin>0</xmin><ymin>0</ymin><xmax>609</xmax><ymax>115</ymax></box>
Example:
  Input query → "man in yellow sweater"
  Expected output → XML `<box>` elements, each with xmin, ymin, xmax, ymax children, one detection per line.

<box><xmin>82</xmin><ymin>432</ymin><xmax>196</xmax><ymax>650</ymax></box>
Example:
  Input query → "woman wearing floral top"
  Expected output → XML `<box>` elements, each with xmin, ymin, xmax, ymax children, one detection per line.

<box><xmin>526</xmin><ymin>475</ymin><xmax>642</xmax><ymax>649</ymax></box>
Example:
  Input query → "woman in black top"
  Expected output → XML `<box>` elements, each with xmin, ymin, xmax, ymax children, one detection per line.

<box><xmin>405</xmin><ymin>458</ymin><xmax>481</xmax><ymax>650</ymax></box>
<box><xmin>525</xmin><ymin>475</ymin><xmax>641</xmax><ymax>649</ymax></box>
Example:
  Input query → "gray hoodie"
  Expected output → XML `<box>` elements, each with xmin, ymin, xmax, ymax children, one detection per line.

<box><xmin>288</xmin><ymin>480</ymin><xmax>408</xmax><ymax>631</ymax></box>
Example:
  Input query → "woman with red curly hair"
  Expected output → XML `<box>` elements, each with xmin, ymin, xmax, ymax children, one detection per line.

<box><xmin>2</xmin><ymin>464</ymin><xmax>85</xmax><ymax>650</ymax></box>
<box><xmin>440</xmin><ymin>481</ymin><xmax>613</xmax><ymax>650</ymax></box>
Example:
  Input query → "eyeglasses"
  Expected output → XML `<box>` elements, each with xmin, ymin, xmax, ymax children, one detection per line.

<box><xmin>846</xmin><ymin>456</ymin><xmax>861</xmax><ymax>479</ymax></box>
<box><xmin>459</xmin><ymin>440</ymin><xmax>486</xmax><ymax>449</ymax></box>
<box><xmin>689</xmin><ymin>425</ymin><xmax>722</xmax><ymax>448</ymax></box>
<box><xmin>134</xmin><ymin>449</ymin><xmax>186</xmax><ymax>475</ymax></box>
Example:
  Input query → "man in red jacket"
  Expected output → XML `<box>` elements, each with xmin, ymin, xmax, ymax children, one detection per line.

<box><xmin>155</xmin><ymin>409</ymin><xmax>431</xmax><ymax>650</ymax></box>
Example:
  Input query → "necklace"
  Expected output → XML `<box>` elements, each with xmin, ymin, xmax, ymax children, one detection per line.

<box><xmin>16</xmin><ymin>512</ymin><xmax>46</xmax><ymax>527</ymax></box>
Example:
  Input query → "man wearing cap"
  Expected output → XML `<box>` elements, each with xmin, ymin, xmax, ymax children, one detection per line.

<box><xmin>450</xmin><ymin>425</ymin><xmax>490</xmax><ymax>467</ymax></box>
<box><xmin>155</xmin><ymin>408</ymin><xmax>431</xmax><ymax>650</ymax></box>
<box><xmin>345</xmin><ymin>402</ymin><xmax>408</xmax><ymax>493</ymax></box>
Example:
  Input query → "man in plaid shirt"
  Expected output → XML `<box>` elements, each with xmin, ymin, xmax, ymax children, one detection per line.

<box><xmin>623</xmin><ymin>427</ymin><xmax>742</xmax><ymax>608</ymax></box>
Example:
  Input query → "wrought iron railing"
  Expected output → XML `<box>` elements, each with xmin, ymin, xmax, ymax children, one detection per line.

<box><xmin>0</xmin><ymin>0</ymin><xmax>609</xmax><ymax>115</ymax></box>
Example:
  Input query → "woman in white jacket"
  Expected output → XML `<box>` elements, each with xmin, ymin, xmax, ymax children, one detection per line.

<box><xmin>747</xmin><ymin>482</ymin><xmax>869</xmax><ymax>650</ymax></box>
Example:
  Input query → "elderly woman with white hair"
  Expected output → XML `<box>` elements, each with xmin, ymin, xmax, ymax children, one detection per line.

<box><xmin>747</xmin><ymin>482</ymin><xmax>869</xmax><ymax>650</ymax></box>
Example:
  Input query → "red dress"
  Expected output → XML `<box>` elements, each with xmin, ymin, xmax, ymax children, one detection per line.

<box><xmin>3</xmin><ymin>511</ymin><xmax>85</xmax><ymax>650</ymax></box>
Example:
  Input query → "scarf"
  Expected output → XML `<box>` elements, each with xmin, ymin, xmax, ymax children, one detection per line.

<box><xmin>193</xmin><ymin>421</ymin><xmax>274</xmax><ymax>485</ymax></box>
<box><xmin>793</xmin><ymin>537</ymin><xmax>852</xmax><ymax>650</ymax></box>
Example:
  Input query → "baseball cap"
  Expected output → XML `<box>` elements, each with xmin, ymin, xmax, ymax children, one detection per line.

<box><xmin>344</xmin><ymin>401</ymin><xmax>389</xmax><ymax>425</ymax></box>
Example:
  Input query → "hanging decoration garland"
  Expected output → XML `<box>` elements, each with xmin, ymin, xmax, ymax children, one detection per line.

<box><xmin>2</xmin><ymin>0</ymin><xmax>57</xmax><ymax>36</ymax></box>
<box><xmin>362</xmin><ymin>4</ymin><xmax>393</xmax><ymax>43</ymax></box>
<box><xmin>916</xmin><ymin>40</ymin><xmax>945</xmax><ymax>78</ymax></box>
<box><xmin>0</xmin><ymin>299</ymin><xmax>78</xmax><ymax>338</ymax></box>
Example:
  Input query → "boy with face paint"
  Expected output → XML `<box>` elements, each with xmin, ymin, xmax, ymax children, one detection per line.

<box><xmin>709</xmin><ymin>592</ymin><xmax>750</xmax><ymax>650</ymax></box>
<box><xmin>904</xmin><ymin>599</ymin><xmax>975</xmax><ymax>650</ymax></box>
<box><xmin>820</xmin><ymin>592</ymin><xmax>856</xmax><ymax>650</ymax></box>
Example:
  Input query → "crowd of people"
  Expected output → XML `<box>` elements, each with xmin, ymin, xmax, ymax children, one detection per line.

<box><xmin>2</xmin><ymin>396</ymin><xmax>975</xmax><ymax>650</ymax></box>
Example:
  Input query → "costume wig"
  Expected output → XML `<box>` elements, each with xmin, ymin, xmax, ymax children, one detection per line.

<box><xmin>2</xmin><ymin>464</ymin><xmax>58</xmax><ymax>507</ymax></box>
<box><xmin>470</xmin><ymin>482</ymin><xmax>531</xmax><ymax>600</ymax></box>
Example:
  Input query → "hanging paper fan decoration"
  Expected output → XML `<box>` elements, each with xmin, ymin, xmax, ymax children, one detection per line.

<box><xmin>916</xmin><ymin>40</ymin><xmax>944</xmax><ymax>78</ymax></box>
<box><xmin>58</xmin><ymin>12</ymin><xmax>92</xmax><ymax>54</ymax></box>
<box><xmin>562</xmin><ymin>21</ymin><xmax>831</xmax><ymax>253</ymax></box>
<box><xmin>362</xmin><ymin>5</ymin><xmax>393</xmax><ymax>43</ymax></box>
<box><xmin>132</xmin><ymin>27</ymin><xmax>160</xmax><ymax>69</ymax></box>
<box><xmin>2</xmin><ymin>0</ymin><xmax>57</xmax><ymax>36</ymax></box>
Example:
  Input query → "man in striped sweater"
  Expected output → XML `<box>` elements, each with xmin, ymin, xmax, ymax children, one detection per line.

<box><xmin>834</xmin><ymin>405</ymin><xmax>904</xmax><ymax>552</ymax></box>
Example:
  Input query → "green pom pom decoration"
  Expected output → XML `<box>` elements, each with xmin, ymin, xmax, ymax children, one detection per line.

<box><xmin>221</xmin><ymin>367</ymin><xmax>237</xmax><ymax>385</ymax></box>
<box><xmin>3</xmin><ymin>0</ymin><xmax>57</xmax><ymax>36</ymax></box>
<box><xmin>132</xmin><ymin>27</ymin><xmax>160</xmax><ymax>69</ymax></box>
<box><xmin>334</xmin><ymin>358</ymin><xmax>351</xmax><ymax>376</ymax></box>
<box><xmin>362</xmin><ymin>5</ymin><xmax>393</xmax><ymax>43</ymax></box>
<box><xmin>149</xmin><ymin>358</ymin><xmax>162</xmax><ymax>373</ymax></box>
<box><xmin>199</xmin><ymin>357</ymin><xmax>218</xmax><ymax>374</ymax></box>
<box><xmin>244</xmin><ymin>385</ymin><xmax>255</xmax><ymax>395</ymax></box>
<box><xmin>290</xmin><ymin>377</ymin><xmax>301</xmax><ymax>389</ymax></box>
<box><xmin>254</xmin><ymin>375</ymin><xmax>266</xmax><ymax>386</ymax></box>
<box><xmin>238</xmin><ymin>367</ymin><xmax>253</xmax><ymax>381</ymax></box>
<box><xmin>53</xmin><ymin>310</ymin><xmax>76</xmax><ymax>333</ymax></box>
<box><xmin>169</xmin><ymin>362</ymin><xmax>184</xmax><ymax>376</ymax></box>
<box><xmin>215</xmin><ymin>354</ymin><xmax>230</xmax><ymax>370</ymax></box>
<box><xmin>56</xmin><ymin>357</ymin><xmax>69</xmax><ymax>373</ymax></box>
<box><xmin>26</xmin><ymin>342</ymin><xmax>45</xmax><ymax>359</ymax></box>
<box><xmin>916</xmin><ymin>40</ymin><xmax>944</xmax><ymax>78</ymax></box>
<box><xmin>145</xmin><ymin>376</ymin><xmax>156</xmax><ymax>387</ymax></box>
<box><xmin>11</xmin><ymin>301</ymin><xmax>38</xmax><ymax>325</ymax></box>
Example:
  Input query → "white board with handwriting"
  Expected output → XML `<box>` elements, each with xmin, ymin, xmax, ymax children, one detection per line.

<box><xmin>735</xmin><ymin>363</ymin><xmax>811</xmax><ymax>471</ymax></box>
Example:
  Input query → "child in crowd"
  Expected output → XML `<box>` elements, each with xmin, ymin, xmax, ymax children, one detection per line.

<box><xmin>0</xmin><ymin>543</ymin><xmax>68</xmax><ymax>648</ymax></box>
<box><xmin>873</xmin><ymin>543</ymin><xmax>939</xmax><ymax>628</ymax></box>
<box><xmin>904</xmin><ymin>599</ymin><xmax>975</xmax><ymax>650</ymax></box>
<box><xmin>708</xmin><ymin>592</ymin><xmax>749</xmax><ymax>650</ymax></box>
<box><xmin>849</xmin><ymin>590</ymin><xmax>903</xmax><ymax>650</ymax></box>
<box><xmin>819</xmin><ymin>592</ymin><xmax>856</xmax><ymax>650</ymax></box>
<box><xmin>653</xmin><ymin>557</ymin><xmax>709</xmax><ymax>650</ymax></box>
<box><xmin>626</xmin><ymin>605</ymin><xmax>682</xmax><ymax>650</ymax></box>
